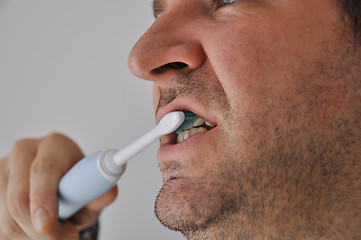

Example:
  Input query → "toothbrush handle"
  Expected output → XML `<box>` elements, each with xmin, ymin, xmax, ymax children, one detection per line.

<box><xmin>58</xmin><ymin>151</ymin><xmax>124</xmax><ymax>220</ymax></box>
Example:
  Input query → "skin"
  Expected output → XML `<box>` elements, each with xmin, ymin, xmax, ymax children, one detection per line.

<box><xmin>128</xmin><ymin>0</ymin><xmax>361</xmax><ymax>239</ymax></box>
<box><xmin>0</xmin><ymin>133</ymin><xmax>118</xmax><ymax>239</ymax></box>
<box><xmin>0</xmin><ymin>0</ymin><xmax>360</xmax><ymax>239</ymax></box>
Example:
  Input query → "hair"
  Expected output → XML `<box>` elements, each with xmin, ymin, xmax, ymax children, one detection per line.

<box><xmin>338</xmin><ymin>0</ymin><xmax>361</xmax><ymax>39</ymax></box>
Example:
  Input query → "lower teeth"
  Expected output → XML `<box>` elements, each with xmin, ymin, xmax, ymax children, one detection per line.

<box><xmin>177</xmin><ymin>127</ymin><xmax>207</xmax><ymax>143</ymax></box>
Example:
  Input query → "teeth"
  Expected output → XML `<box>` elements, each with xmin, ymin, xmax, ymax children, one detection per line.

<box><xmin>177</xmin><ymin>127</ymin><xmax>207</xmax><ymax>143</ymax></box>
<box><xmin>177</xmin><ymin>132</ymin><xmax>184</xmax><ymax>143</ymax></box>
<box><xmin>193</xmin><ymin>118</ymin><xmax>205</xmax><ymax>127</ymax></box>
<box><xmin>184</xmin><ymin>130</ymin><xmax>190</xmax><ymax>139</ymax></box>
<box><xmin>175</xmin><ymin>112</ymin><xmax>217</xmax><ymax>144</ymax></box>
<box><xmin>190</xmin><ymin>128</ymin><xmax>198</xmax><ymax>135</ymax></box>
<box><xmin>205</xmin><ymin>120</ymin><xmax>215</xmax><ymax>127</ymax></box>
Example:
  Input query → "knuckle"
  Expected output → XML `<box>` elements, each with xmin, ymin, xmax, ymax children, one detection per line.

<box><xmin>44</xmin><ymin>132</ymin><xmax>66</xmax><ymax>143</ymax></box>
<box><xmin>42</xmin><ymin>132</ymin><xmax>83</xmax><ymax>161</ymax></box>
<box><xmin>12</xmin><ymin>139</ymin><xmax>35</xmax><ymax>154</ymax></box>
<box><xmin>7</xmin><ymin>138</ymin><xmax>38</xmax><ymax>168</ymax></box>
<box><xmin>31</xmin><ymin>156</ymin><xmax>55</xmax><ymax>174</ymax></box>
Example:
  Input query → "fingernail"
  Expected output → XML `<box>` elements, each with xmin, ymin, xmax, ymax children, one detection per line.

<box><xmin>34</xmin><ymin>208</ymin><xmax>49</xmax><ymax>231</ymax></box>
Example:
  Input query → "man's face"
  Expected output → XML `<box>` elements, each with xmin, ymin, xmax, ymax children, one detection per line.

<box><xmin>129</xmin><ymin>0</ymin><xmax>361</xmax><ymax>238</ymax></box>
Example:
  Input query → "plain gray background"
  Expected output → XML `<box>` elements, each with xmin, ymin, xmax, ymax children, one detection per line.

<box><xmin>0</xmin><ymin>1</ymin><xmax>184</xmax><ymax>239</ymax></box>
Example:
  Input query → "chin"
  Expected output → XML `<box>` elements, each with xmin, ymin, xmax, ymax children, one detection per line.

<box><xmin>154</xmin><ymin>174</ymin><xmax>242</xmax><ymax>232</ymax></box>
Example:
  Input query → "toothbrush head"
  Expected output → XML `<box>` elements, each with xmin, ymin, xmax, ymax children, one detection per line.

<box><xmin>174</xmin><ymin>111</ymin><xmax>202</xmax><ymax>133</ymax></box>
<box><xmin>157</xmin><ymin>111</ymin><xmax>185</xmax><ymax>134</ymax></box>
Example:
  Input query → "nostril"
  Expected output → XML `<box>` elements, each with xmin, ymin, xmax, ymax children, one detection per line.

<box><xmin>152</xmin><ymin>62</ymin><xmax>188</xmax><ymax>74</ymax></box>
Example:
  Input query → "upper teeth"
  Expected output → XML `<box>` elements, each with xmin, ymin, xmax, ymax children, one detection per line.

<box><xmin>205</xmin><ymin>120</ymin><xmax>215</xmax><ymax>128</ymax></box>
<box><xmin>176</xmin><ymin>117</ymin><xmax>215</xmax><ymax>143</ymax></box>
<box><xmin>193</xmin><ymin>118</ymin><xmax>205</xmax><ymax>127</ymax></box>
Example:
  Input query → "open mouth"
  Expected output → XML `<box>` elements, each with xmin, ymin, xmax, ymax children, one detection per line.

<box><xmin>175</xmin><ymin>111</ymin><xmax>216</xmax><ymax>143</ymax></box>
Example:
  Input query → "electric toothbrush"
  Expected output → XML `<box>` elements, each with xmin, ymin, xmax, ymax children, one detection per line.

<box><xmin>58</xmin><ymin>111</ymin><xmax>185</xmax><ymax>220</ymax></box>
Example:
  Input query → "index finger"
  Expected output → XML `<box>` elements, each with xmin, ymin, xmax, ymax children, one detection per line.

<box><xmin>29</xmin><ymin>133</ymin><xmax>84</xmax><ymax>234</ymax></box>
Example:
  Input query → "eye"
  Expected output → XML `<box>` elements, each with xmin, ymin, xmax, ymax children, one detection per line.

<box><xmin>213</xmin><ymin>0</ymin><xmax>237</xmax><ymax>9</ymax></box>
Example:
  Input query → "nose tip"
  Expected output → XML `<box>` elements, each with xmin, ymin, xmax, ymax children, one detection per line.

<box><xmin>127</xmin><ymin>37</ymin><xmax>153</xmax><ymax>80</ymax></box>
<box><xmin>128</xmin><ymin>16</ymin><xmax>206</xmax><ymax>82</ymax></box>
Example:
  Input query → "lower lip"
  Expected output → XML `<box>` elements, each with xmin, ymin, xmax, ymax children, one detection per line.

<box><xmin>158</xmin><ymin>127</ymin><xmax>218</xmax><ymax>159</ymax></box>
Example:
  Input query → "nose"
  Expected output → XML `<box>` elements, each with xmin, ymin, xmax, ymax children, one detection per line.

<box><xmin>128</xmin><ymin>5</ymin><xmax>206</xmax><ymax>84</ymax></box>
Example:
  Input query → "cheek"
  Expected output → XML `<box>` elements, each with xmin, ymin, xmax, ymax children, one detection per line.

<box><xmin>205</xmin><ymin>6</ymin><xmax>343</xmax><ymax>108</ymax></box>
<box><xmin>204</xmin><ymin>26</ymin><xmax>275</xmax><ymax>117</ymax></box>
<box><xmin>204</xmin><ymin>21</ymin><xmax>313</xmax><ymax>116</ymax></box>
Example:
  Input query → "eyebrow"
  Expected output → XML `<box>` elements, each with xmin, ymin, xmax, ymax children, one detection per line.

<box><xmin>153</xmin><ymin>0</ymin><xmax>166</xmax><ymax>18</ymax></box>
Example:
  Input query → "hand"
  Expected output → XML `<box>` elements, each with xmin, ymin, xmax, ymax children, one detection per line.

<box><xmin>0</xmin><ymin>133</ymin><xmax>118</xmax><ymax>240</ymax></box>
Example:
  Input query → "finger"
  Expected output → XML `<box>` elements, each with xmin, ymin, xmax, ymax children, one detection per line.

<box><xmin>29</xmin><ymin>154</ymin><xmax>76</xmax><ymax>234</ymax></box>
<box><xmin>0</xmin><ymin>215</ymin><xmax>29</xmax><ymax>240</ymax></box>
<box><xmin>7</xmin><ymin>135</ymin><xmax>81</xmax><ymax>239</ymax></box>
<box><xmin>6</xmin><ymin>139</ymin><xmax>39</xmax><ymax>237</ymax></box>
<box><xmin>6</xmin><ymin>139</ymin><xmax>64</xmax><ymax>239</ymax></box>
<box><xmin>47</xmin><ymin>221</ymin><xmax>80</xmax><ymax>240</ymax></box>
<box><xmin>29</xmin><ymin>152</ymin><xmax>70</xmax><ymax>233</ymax></box>
<box><xmin>29</xmin><ymin>133</ymin><xmax>84</xmax><ymax>234</ymax></box>
<box><xmin>0</xmin><ymin>159</ymin><xmax>29</xmax><ymax>239</ymax></box>
<box><xmin>0</xmin><ymin>231</ymin><xmax>9</xmax><ymax>240</ymax></box>
<box><xmin>68</xmin><ymin>185</ymin><xmax>118</xmax><ymax>230</ymax></box>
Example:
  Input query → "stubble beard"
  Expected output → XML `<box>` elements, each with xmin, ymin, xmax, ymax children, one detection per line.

<box><xmin>154</xmin><ymin>36</ymin><xmax>361</xmax><ymax>239</ymax></box>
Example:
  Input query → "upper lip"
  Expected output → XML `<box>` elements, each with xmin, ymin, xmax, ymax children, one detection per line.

<box><xmin>156</xmin><ymin>98</ymin><xmax>218</xmax><ymax>127</ymax></box>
